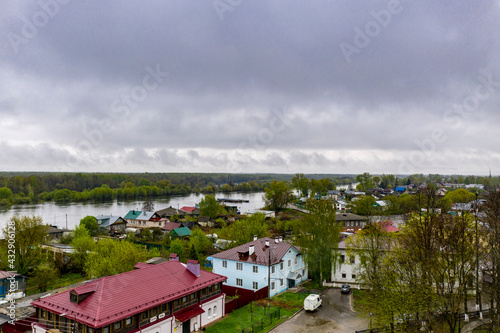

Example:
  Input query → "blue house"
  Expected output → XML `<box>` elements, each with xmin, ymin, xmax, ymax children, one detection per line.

<box><xmin>212</xmin><ymin>237</ymin><xmax>307</xmax><ymax>297</ymax></box>
<box><xmin>0</xmin><ymin>271</ymin><xmax>26</xmax><ymax>301</ymax></box>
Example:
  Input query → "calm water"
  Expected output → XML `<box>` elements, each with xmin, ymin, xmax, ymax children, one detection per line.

<box><xmin>0</xmin><ymin>192</ymin><xmax>266</xmax><ymax>233</ymax></box>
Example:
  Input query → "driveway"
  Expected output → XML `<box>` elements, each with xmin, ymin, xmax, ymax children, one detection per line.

<box><xmin>272</xmin><ymin>288</ymin><xmax>368</xmax><ymax>333</ymax></box>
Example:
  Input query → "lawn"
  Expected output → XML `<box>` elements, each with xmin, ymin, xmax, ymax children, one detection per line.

<box><xmin>205</xmin><ymin>292</ymin><xmax>307</xmax><ymax>333</ymax></box>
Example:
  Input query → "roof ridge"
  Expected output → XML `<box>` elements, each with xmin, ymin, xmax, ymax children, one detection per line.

<box><xmin>94</xmin><ymin>278</ymin><xmax>105</xmax><ymax>325</ymax></box>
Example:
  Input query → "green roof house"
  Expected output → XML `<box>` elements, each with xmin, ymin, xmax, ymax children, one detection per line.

<box><xmin>170</xmin><ymin>226</ymin><xmax>191</xmax><ymax>238</ymax></box>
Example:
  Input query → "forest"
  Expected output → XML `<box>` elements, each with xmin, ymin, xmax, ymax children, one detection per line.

<box><xmin>0</xmin><ymin>172</ymin><xmax>355</xmax><ymax>205</ymax></box>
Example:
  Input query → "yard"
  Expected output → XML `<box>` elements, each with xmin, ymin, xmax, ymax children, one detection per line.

<box><xmin>205</xmin><ymin>292</ymin><xmax>307</xmax><ymax>333</ymax></box>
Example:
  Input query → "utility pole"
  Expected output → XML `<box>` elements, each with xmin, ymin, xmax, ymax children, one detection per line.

<box><xmin>267</xmin><ymin>240</ymin><xmax>271</xmax><ymax>310</ymax></box>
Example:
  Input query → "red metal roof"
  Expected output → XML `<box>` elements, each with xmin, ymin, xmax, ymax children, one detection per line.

<box><xmin>175</xmin><ymin>306</ymin><xmax>205</xmax><ymax>322</ymax></box>
<box><xmin>31</xmin><ymin>261</ymin><xmax>226</xmax><ymax>328</ymax></box>
<box><xmin>180</xmin><ymin>206</ymin><xmax>195</xmax><ymax>213</ymax></box>
<box><xmin>162</xmin><ymin>222</ymin><xmax>181</xmax><ymax>231</ymax></box>
<box><xmin>133</xmin><ymin>262</ymin><xmax>152</xmax><ymax>269</ymax></box>
<box><xmin>211</xmin><ymin>237</ymin><xmax>300</xmax><ymax>266</ymax></box>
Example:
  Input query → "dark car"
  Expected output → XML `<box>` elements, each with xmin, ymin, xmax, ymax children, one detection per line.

<box><xmin>340</xmin><ymin>284</ymin><xmax>351</xmax><ymax>294</ymax></box>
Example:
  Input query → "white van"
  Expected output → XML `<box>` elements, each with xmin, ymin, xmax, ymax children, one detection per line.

<box><xmin>304</xmin><ymin>294</ymin><xmax>322</xmax><ymax>311</ymax></box>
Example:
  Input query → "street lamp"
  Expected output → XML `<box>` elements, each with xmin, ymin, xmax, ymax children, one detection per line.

<box><xmin>60</xmin><ymin>313</ymin><xmax>77</xmax><ymax>333</ymax></box>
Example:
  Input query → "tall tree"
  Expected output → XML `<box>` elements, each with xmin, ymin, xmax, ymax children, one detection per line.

<box><xmin>218</xmin><ymin>213</ymin><xmax>268</xmax><ymax>247</ymax></box>
<box><xmin>264</xmin><ymin>180</ymin><xmax>292</xmax><ymax>212</ymax></box>
<box><xmin>79</xmin><ymin>215</ymin><xmax>99</xmax><ymax>237</ymax></box>
<box><xmin>482</xmin><ymin>191</ymin><xmax>500</xmax><ymax>331</ymax></box>
<box><xmin>3</xmin><ymin>215</ymin><xmax>49</xmax><ymax>275</ymax></box>
<box><xmin>70</xmin><ymin>224</ymin><xmax>96</xmax><ymax>271</ymax></box>
<box><xmin>199</xmin><ymin>194</ymin><xmax>224</xmax><ymax>219</ymax></box>
<box><xmin>291</xmin><ymin>173</ymin><xmax>309</xmax><ymax>197</ymax></box>
<box><xmin>294</xmin><ymin>199</ymin><xmax>340</xmax><ymax>283</ymax></box>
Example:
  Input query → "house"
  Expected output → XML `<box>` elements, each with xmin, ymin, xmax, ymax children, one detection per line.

<box><xmin>47</xmin><ymin>225</ymin><xmax>68</xmax><ymax>241</ymax></box>
<box><xmin>124</xmin><ymin>210</ymin><xmax>162</xmax><ymax>229</ymax></box>
<box><xmin>197</xmin><ymin>216</ymin><xmax>213</xmax><ymax>228</ymax></box>
<box><xmin>328</xmin><ymin>220</ymin><xmax>399</xmax><ymax>287</ymax></box>
<box><xmin>180</xmin><ymin>207</ymin><xmax>200</xmax><ymax>217</ymax></box>
<box><xmin>335</xmin><ymin>200</ymin><xmax>348</xmax><ymax>211</ymax></box>
<box><xmin>212</xmin><ymin>236</ymin><xmax>307</xmax><ymax>297</ymax></box>
<box><xmin>336</xmin><ymin>213</ymin><xmax>368</xmax><ymax>233</ymax></box>
<box><xmin>162</xmin><ymin>222</ymin><xmax>182</xmax><ymax>233</ymax></box>
<box><xmin>31</xmin><ymin>258</ymin><xmax>227</xmax><ymax>333</ymax></box>
<box><xmin>170</xmin><ymin>227</ymin><xmax>192</xmax><ymax>239</ymax></box>
<box><xmin>156</xmin><ymin>206</ymin><xmax>181</xmax><ymax>219</ymax></box>
<box><xmin>95</xmin><ymin>215</ymin><xmax>127</xmax><ymax>234</ymax></box>
<box><xmin>0</xmin><ymin>271</ymin><xmax>26</xmax><ymax>302</ymax></box>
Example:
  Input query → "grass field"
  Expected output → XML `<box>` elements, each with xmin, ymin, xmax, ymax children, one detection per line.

<box><xmin>205</xmin><ymin>292</ymin><xmax>307</xmax><ymax>333</ymax></box>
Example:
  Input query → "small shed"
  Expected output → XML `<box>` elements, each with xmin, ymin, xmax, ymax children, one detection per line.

<box><xmin>170</xmin><ymin>227</ymin><xmax>192</xmax><ymax>238</ymax></box>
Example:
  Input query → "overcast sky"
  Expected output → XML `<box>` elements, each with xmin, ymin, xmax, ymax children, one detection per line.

<box><xmin>1</xmin><ymin>1</ymin><xmax>500</xmax><ymax>176</ymax></box>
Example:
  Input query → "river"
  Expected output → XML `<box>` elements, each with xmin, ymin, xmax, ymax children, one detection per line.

<box><xmin>0</xmin><ymin>192</ymin><xmax>266</xmax><ymax>233</ymax></box>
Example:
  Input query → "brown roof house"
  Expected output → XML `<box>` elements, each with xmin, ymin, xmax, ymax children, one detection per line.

<box><xmin>212</xmin><ymin>236</ymin><xmax>307</xmax><ymax>297</ymax></box>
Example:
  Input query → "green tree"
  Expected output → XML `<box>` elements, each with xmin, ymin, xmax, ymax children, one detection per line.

<box><xmin>70</xmin><ymin>224</ymin><xmax>96</xmax><ymax>271</ymax></box>
<box><xmin>84</xmin><ymin>239</ymin><xmax>153</xmax><ymax>278</ymax></box>
<box><xmin>292</xmin><ymin>173</ymin><xmax>309</xmax><ymax>197</ymax></box>
<box><xmin>199</xmin><ymin>195</ymin><xmax>223</xmax><ymax>219</ymax></box>
<box><xmin>3</xmin><ymin>215</ymin><xmax>49</xmax><ymax>275</ymax></box>
<box><xmin>32</xmin><ymin>262</ymin><xmax>60</xmax><ymax>292</ymax></box>
<box><xmin>189</xmin><ymin>228</ymin><xmax>212</xmax><ymax>261</ymax></box>
<box><xmin>444</xmin><ymin>188</ymin><xmax>476</xmax><ymax>203</ymax></box>
<box><xmin>294</xmin><ymin>199</ymin><xmax>340</xmax><ymax>283</ymax></box>
<box><xmin>264</xmin><ymin>180</ymin><xmax>292</xmax><ymax>212</ymax></box>
<box><xmin>169</xmin><ymin>239</ymin><xmax>186</xmax><ymax>261</ymax></box>
<box><xmin>350</xmin><ymin>196</ymin><xmax>377</xmax><ymax>217</ymax></box>
<box><xmin>80</xmin><ymin>215</ymin><xmax>99</xmax><ymax>237</ymax></box>
<box><xmin>356</xmin><ymin>172</ymin><xmax>374</xmax><ymax>191</ymax></box>
<box><xmin>218</xmin><ymin>213</ymin><xmax>268</xmax><ymax>246</ymax></box>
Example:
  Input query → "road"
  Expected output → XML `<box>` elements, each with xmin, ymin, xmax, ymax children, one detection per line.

<box><xmin>272</xmin><ymin>288</ymin><xmax>368</xmax><ymax>333</ymax></box>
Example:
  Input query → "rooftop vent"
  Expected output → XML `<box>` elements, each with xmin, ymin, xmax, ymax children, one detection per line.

<box><xmin>249</xmin><ymin>245</ymin><xmax>255</xmax><ymax>255</ymax></box>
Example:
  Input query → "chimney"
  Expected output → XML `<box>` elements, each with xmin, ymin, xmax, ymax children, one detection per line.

<box><xmin>253</xmin><ymin>235</ymin><xmax>258</xmax><ymax>241</ymax></box>
<box><xmin>169</xmin><ymin>253</ymin><xmax>179</xmax><ymax>261</ymax></box>
<box><xmin>279</xmin><ymin>236</ymin><xmax>283</xmax><ymax>243</ymax></box>
<box><xmin>249</xmin><ymin>245</ymin><xmax>255</xmax><ymax>255</ymax></box>
<box><xmin>275</xmin><ymin>238</ymin><xmax>279</xmax><ymax>244</ymax></box>
<box><xmin>187</xmin><ymin>259</ymin><xmax>200</xmax><ymax>277</ymax></box>
<box><xmin>265</xmin><ymin>240</ymin><xmax>269</xmax><ymax>247</ymax></box>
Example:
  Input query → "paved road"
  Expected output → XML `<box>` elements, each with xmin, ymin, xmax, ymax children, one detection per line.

<box><xmin>273</xmin><ymin>288</ymin><xmax>368</xmax><ymax>333</ymax></box>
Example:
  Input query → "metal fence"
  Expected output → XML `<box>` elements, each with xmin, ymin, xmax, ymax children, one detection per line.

<box><xmin>239</xmin><ymin>308</ymin><xmax>281</xmax><ymax>333</ymax></box>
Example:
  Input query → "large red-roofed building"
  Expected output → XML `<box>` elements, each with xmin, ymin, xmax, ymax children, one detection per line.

<box><xmin>31</xmin><ymin>258</ymin><xmax>227</xmax><ymax>333</ymax></box>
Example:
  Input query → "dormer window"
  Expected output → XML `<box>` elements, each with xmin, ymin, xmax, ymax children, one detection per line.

<box><xmin>70</xmin><ymin>292</ymin><xmax>79</xmax><ymax>303</ymax></box>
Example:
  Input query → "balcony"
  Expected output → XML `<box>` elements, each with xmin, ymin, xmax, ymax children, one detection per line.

<box><xmin>172</xmin><ymin>298</ymin><xmax>198</xmax><ymax>313</ymax></box>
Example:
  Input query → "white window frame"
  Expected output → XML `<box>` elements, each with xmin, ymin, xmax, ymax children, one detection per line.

<box><xmin>253</xmin><ymin>265</ymin><xmax>258</xmax><ymax>273</ymax></box>
<box><xmin>295</xmin><ymin>257</ymin><xmax>298</xmax><ymax>265</ymax></box>
<box><xmin>236</xmin><ymin>278</ymin><xmax>243</xmax><ymax>286</ymax></box>
<box><xmin>280</xmin><ymin>278</ymin><xmax>284</xmax><ymax>286</ymax></box>
<box><xmin>222</xmin><ymin>260</ymin><xmax>227</xmax><ymax>268</ymax></box>
<box><xmin>236</xmin><ymin>262</ymin><xmax>243</xmax><ymax>271</ymax></box>
<box><xmin>271</xmin><ymin>281</ymin><xmax>275</xmax><ymax>290</ymax></box>
<box><xmin>271</xmin><ymin>265</ymin><xmax>275</xmax><ymax>274</ymax></box>
<box><xmin>288</xmin><ymin>259</ymin><xmax>291</xmax><ymax>267</ymax></box>
<box><xmin>280</xmin><ymin>262</ymin><xmax>284</xmax><ymax>270</ymax></box>
<box><xmin>213</xmin><ymin>306</ymin><xmax>217</xmax><ymax>316</ymax></box>
<box><xmin>253</xmin><ymin>282</ymin><xmax>258</xmax><ymax>290</ymax></box>
<box><xmin>208</xmin><ymin>308</ymin><xmax>212</xmax><ymax>318</ymax></box>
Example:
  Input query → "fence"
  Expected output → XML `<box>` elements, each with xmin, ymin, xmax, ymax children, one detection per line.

<box><xmin>238</xmin><ymin>308</ymin><xmax>281</xmax><ymax>333</ymax></box>
<box><xmin>224</xmin><ymin>285</ymin><xmax>268</xmax><ymax>314</ymax></box>
<box><xmin>355</xmin><ymin>308</ymin><xmax>495</xmax><ymax>333</ymax></box>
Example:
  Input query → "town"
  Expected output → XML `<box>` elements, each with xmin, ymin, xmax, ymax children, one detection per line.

<box><xmin>1</xmin><ymin>172</ymin><xmax>500</xmax><ymax>333</ymax></box>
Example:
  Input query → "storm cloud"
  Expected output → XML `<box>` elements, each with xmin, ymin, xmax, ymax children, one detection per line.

<box><xmin>1</xmin><ymin>0</ymin><xmax>499</xmax><ymax>175</ymax></box>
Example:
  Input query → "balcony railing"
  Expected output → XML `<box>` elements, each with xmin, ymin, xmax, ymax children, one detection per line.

<box><xmin>200</xmin><ymin>291</ymin><xmax>221</xmax><ymax>302</ymax></box>
<box><xmin>172</xmin><ymin>298</ymin><xmax>198</xmax><ymax>313</ymax></box>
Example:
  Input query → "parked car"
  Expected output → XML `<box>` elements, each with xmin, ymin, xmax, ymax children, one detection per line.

<box><xmin>340</xmin><ymin>284</ymin><xmax>351</xmax><ymax>294</ymax></box>
<box><xmin>304</xmin><ymin>294</ymin><xmax>322</xmax><ymax>311</ymax></box>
